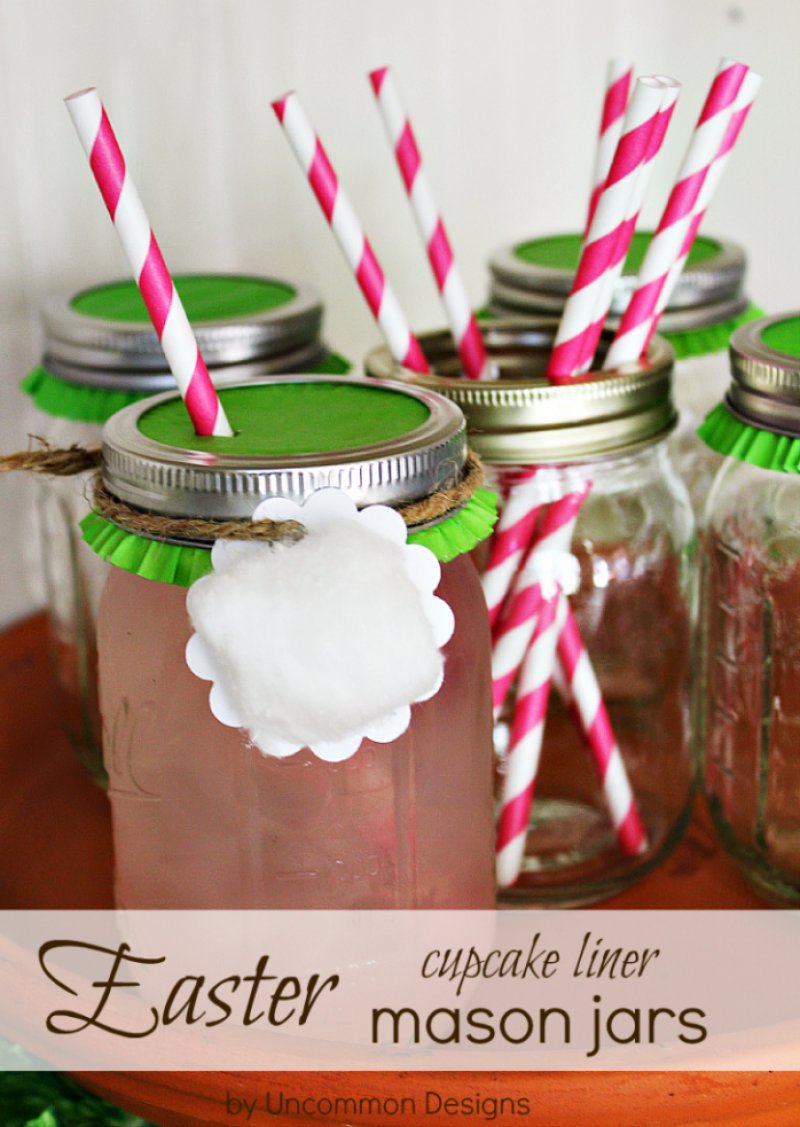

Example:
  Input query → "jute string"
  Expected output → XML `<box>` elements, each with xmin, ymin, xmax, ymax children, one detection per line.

<box><xmin>0</xmin><ymin>439</ymin><xmax>484</xmax><ymax>543</ymax></box>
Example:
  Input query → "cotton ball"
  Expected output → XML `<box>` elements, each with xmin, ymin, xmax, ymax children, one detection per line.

<box><xmin>186</xmin><ymin>520</ymin><xmax>444</xmax><ymax>749</ymax></box>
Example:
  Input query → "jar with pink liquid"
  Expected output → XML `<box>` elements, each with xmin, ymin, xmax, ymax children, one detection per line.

<box><xmin>86</xmin><ymin>376</ymin><xmax>497</xmax><ymax>909</ymax></box>
<box><xmin>366</xmin><ymin>319</ymin><xmax>696</xmax><ymax>905</ymax></box>
<box><xmin>22</xmin><ymin>272</ymin><xmax>347</xmax><ymax>786</ymax></box>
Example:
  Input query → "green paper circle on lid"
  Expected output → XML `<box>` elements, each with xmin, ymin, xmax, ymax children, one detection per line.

<box><xmin>514</xmin><ymin>232</ymin><xmax>721</xmax><ymax>273</ymax></box>
<box><xmin>761</xmin><ymin>316</ymin><xmax>800</xmax><ymax>360</ymax></box>
<box><xmin>137</xmin><ymin>382</ymin><xmax>431</xmax><ymax>456</ymax></box>
<box><xmin>71</xmin><ymin>274</ymin><xmax>296</xmax><ymax>324</ymax></box>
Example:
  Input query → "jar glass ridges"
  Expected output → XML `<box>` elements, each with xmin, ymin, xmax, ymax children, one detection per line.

<box><xmin>700</xmin><ymin>313</ymin><xmax>800</xmax><ymax>904</ymax></box>
<box><xmin>365</xmin><ymin>319</ymin><xmax>696</xmax><ymax>905</ymax></box>
<box><xmin>487</xmin><ymin>231</ymin><xmax>761</xmax><ymax>517</ymax></box>
<box><xmin>89</xmin><ymin>377</ymin><xmax>497</xmax><ymax>910</ymax></box>
<box><xmin>25</xmin><ymin>273</ymin><xmax>340</xmax><ymax>785</ymax></box>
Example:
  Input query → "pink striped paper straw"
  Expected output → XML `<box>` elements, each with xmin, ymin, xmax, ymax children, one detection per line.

<box><xmin>496</xmin><ymin>590</ymin><xmax>646</xmax><ymax>887</ymax></box>
<box><xmin>496</xmin><ymin>593</ymin><xmax>568</xmax><ymax>887</ymax></box>
<box><xmin>582</xmin><ymin>77</ymin><xmax>680</xmax><ymax>360</ymax></box>
<box><xmin>556</xmin><ymin>598</ymin><xmax>647</xmax><ymax>857</ymax></box>
<box><xmin>482</xmin><ymin>469</ymin><xmax>542</xmax><ymax>630</ymax></box>
<box><xmin>546</xmin><ymin>76</ymin><xmax>672</xmax><ymax>381</ymax></box>
<box><xmin>64</xmin><ymin>88</ymin><xmax>232</xmax><ymax>437</ymax></box>
<box><xmin>492</xmin><ymin>481</ymin><xmax>647</xmax><ymax>872</ymax></box>
<box><xmin>370</xmin><ymin>66</ymin><xmax>489</xmax><ymax>381</ymax></box>
<box><xmin>491</xmin><ymin>482</ymin><xmax>590</xmax><ymax>716</ymax></box>
<box><xmin>636</xmin><ymin>67</ymin><xmax>763</xmax><ymax>356</ymax></box>
<box><xmin>273</xmin><ymin>91</ymin><xmax>429</xmax><ymax>373</ymax></box>
<box><xmin>605</xmin><ymin>58</ymin><xmax>750</xmax><ymax>368</ymax></box>
<box><xmin>585</xmin><ymin>59</ymin><xmax>634</xmax><ymax>236</ymax></box>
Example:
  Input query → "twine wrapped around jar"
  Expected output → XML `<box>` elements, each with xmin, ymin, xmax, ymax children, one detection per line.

<box><xmin>0</xmin><ymin>438</ymin><xmax>486</xmax><ymax>544</ymax></box>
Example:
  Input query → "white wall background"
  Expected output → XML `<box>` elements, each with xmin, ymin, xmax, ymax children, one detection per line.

<box><xmin>0</xmin><ymin>0</ymin><xmax>796</xmax><ymax>626</ymax></box>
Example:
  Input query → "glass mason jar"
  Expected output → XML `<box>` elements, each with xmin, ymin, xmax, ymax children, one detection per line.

<box><xmin>366</xmin><ymin>319</ymin><xmax>696</xmax><ymax>905</ymax></box>
<box><xmin>699</xmin><ymin>313</ymin><xmax>800</xmax><ymax>904</ymax></box>
<box><xmin>22</xmin><ymin>273</ymin><xmax>348</xmax><ymax>785</ymax></box>
<box><xmin>87</xmin><ymin>376</ymin><xmax>497</xmax><ymax>909</ymax></box>
<box><xmin>487</xmin><ymin>232</ymin><xmax>762</xmax><ymax>517</ymax></box>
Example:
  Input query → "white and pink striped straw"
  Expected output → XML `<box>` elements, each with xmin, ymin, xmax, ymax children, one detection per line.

<box><xmin>482</xmin><ymin>469</ymin><xmax>543</xmax><ymax>630</ymax></box>
<box><xmin>556</xmin><ymin>600</ymin><xmax>647</xmax><ymax>857</ymax></box>
<box><xmin>546</xmin><ymin>76</ymin><xmax>675</xmax><ymax>381</ymax></box>
<box><xmin>582</xmin><ymin>77</ymin><xmax>681</xmax><ymax>360</ymax></box>
<box><xmin>585</xmin><ymin>59</ymin><xmax>634</xmax><ymax>237</ymax></box>
<box><xmin>272</xmin><ymin>91</ymin><xmax>429</xmax><ymax>374</ymax></box>
<box><xmin>491</xmin><ymin>482</ymin><xmax>589</xmax><ymax>716</ymax></box>
<box><xmin>605</xmin><ymin>58</ymin><xmax>751</xmax><ymax>368</ymax></box>
<box><xmin>65</xmin><ymin>88</ymin><xmax>232</xmax><ymax>437</ymax></box>
<box><xmin>491</xmin><ymin>473</ymin><xmax>648</xmax><ymax>880</ymax></box>
<box><xmin>369</xmin><ymin>66</ymin><xmax>489</xmax><ymax>381</ymax></box>
<box><xmin>495</xmin><ymin>574</ymin><xmax>647</xmax><ymax>886</ymax></box>
<box><xmin>635</xmin><ymin>67</ymin><xmax>763</xmax><ymax>358</ymax></box>
<box><xmin>496</xmin><ymin>592</ymin><xmax>568</xmax><ymax>886</ymax></box>
<box><xmin>493</xmin><ymin>77</ymin><xmax>676</xmax><ymax>880</ymax></box>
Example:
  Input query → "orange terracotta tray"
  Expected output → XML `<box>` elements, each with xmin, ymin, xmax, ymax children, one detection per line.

<box><xmin>2</xmin><ymin>613</ymin><xmax>798</xmax><ymax>1126</ymax></box>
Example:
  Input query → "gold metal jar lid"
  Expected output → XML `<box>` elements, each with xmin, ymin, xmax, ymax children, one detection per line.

<box><xmin>364</xmin><ymin>318</ymin><xmax>675</xmax><ymax>465</ymax></box>
<box><xmin>728</xmin><ymin>312</ymin><xmax>800</xmax><ymax>437</ymax></box>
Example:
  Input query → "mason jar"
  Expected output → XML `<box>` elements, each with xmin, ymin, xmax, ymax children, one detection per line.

<box><xmin>366</xmin><ymin>319</ymin><xmax>696</xmax><ymax>905</ymax></box>
<box><xmin>699</xmin><ymin>313</ymin><xmax>800</xmax><ymax>905</ymax></box>
<box><xmin>488</xmin><ymin>232</ymin><xmax>762</xmax><ymax>516</ymax></box>
<box><xmin>86</xmin><ymin>376</ymin><xmax>497</xmax><ymax>909</ymax></box>
<box><xmin>22</xmin><ymin>273</ymin><xmax>348</xmax><ymax>784</ymax></box>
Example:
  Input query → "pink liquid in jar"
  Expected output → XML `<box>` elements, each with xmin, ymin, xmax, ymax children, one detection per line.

<box><xmin>97</xmin><ymin>552</ymin><xmax>495</xmax><ymax>910</ymax></box>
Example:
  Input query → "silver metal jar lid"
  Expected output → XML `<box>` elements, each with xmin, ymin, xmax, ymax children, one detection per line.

<box><xmin>42</xmin><ymin>336</ymin><xmax>328</xmax><ymax>393</ymax></box>
<box><xmin>364</xmin><ymin>318</ymin><xmax>675</xmax><ymax>465</ymax></box>
<box><xmin>41</xmin><ymin>274</ymin><xmax>324</xmax><ymax>385</ymax></box>
<box><xmin>101</xmin><ymin>376</ymin><xmax>467</xmax><ymax>522</ymax></box>
<box><xmin>727</xmin><ymin>312</ymin><xmax>800</xmax><ymax>437</ymax></box>
<box><xmin>489</xmin><ymin>233</ymin><xmax>746</xmax><ymax>324</ymax></box>
<box><xmin>488</xmin><ymin>278</ymin><xmax>749</xmax><ymax>335</ymax></box>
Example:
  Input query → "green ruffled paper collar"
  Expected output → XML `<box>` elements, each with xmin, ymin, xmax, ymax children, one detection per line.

<box><xmin>21</xmin><ymin>352</ymin><xmax>352</xmax><ymax>426</ymax></box>
<box><xmin>663</xmin><ymin>304</ymin><xmax>763</xmax><ymax>360</ymax></box>
<box><xmin>81</xmin><ymin>488</ymin><xmax>498</xmax><ymax>586</ymax></box>
<box><xmin>21</xmin><ymin>366</ymin><xmax>149</xmax><ymax>425</ymax></box>
<box><xmin>698</xmin><ymin>402</ymin><xmax>800</xmax><ymax>475</ymax></box>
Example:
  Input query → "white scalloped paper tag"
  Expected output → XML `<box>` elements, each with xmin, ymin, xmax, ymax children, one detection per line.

<box><xmin>185</xmin><ymin>488</ymin><xmax>454</xmax><ymax>762</ymax></box>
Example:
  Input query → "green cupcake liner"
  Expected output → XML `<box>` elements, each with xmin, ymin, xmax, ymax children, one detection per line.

<box><xmin>80</xmin><ymin>512</ymin><xmax>215</xmax><ymax>585</ymax></box>
<box><xmin>407</xmin><ymin>487</ymin><xmax>498</xmax><ymax>563</ymax></box>
<box><xmin>81</xmin><ymin>488</ymin><xmax>498</xmax><ymax>586</ymax></box>
<box><xmin>698</xmin><ymin>402</ymin><xmax>800</xmax><ymax>475</ymax></box>
<box><xmin>20</xmin><ymin>367</ymin><xmax>147</xmax><ymax>425</ymax></box>
<box><xmin>309</xmin><ymin>351</ymin><xmax>351</xmax><ymax>375</ymax></box>
<box><xmin>21</xmin><ymin>353</ymin><xmax>353</xmax><ymax>426</ymax></box>
<box><xmin>662</xmin><ymin>304</ymin><xmax>764</xmax><ymax>360</ymax></box>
